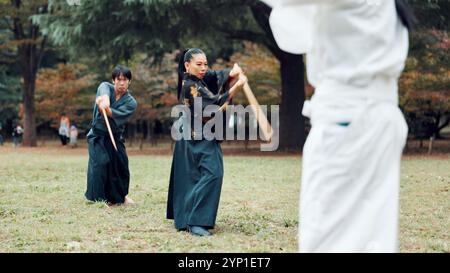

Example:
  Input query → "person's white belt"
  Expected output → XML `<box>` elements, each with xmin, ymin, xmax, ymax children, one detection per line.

<box><xmin>302</xmin><ymin>76</ymin><xmax>399</xmax><ymax>125</ymax></box>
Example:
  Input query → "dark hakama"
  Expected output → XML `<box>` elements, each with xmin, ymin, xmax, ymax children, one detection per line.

<box><xmin>85</xmin><ymin>82</ymin><xmax>137</xmax><ymax>204</ymax></box>
<box><xmin>167</xmin><ymin>69</ymin><xmax>231</xmax><ymax>230</ymax></box>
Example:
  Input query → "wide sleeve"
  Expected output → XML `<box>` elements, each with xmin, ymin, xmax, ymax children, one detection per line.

<box><xmin>183</xmin><ymin>79</ymin><xmax>230</xmax><ymax>108</ymax></box>
<box><xmin>111</xmin><ymin>96</ymin><xmax>138</xmax><ymax>127</ymax></box>
<box><xmin>203</xmin><ymin>69</ymin><xmax>232</xmax><ymax>95</ymax></box>
<box><xmin>200</xmin><ymin>86</ymin><xmax>230</xmax><ymax>107</ymax></box>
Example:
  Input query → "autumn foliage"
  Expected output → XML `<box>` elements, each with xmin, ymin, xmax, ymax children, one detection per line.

<box><xmin>35</xmin><ymin>63</ymin><xmax>95</xmax><ymax>130</ymax></box>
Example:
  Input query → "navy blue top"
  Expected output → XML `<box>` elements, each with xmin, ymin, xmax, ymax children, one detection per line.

<box><xmin>87</xmin><ymin>82</ymin><xmax>137</xmax><ymax>138</ymax></box>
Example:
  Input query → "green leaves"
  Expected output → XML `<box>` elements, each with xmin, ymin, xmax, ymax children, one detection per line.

<box><xmin>0</xmin><ymin>71</ymin><xmax>21</xmax><ymax>121</ymax></box>
<box><xmin>38</xmin><ymin>0</ymin><xmax>263</xmax><ymax>71</ymax></box>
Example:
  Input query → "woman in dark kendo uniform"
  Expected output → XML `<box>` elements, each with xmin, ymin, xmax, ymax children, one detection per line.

<box><xmin>166</xmin><ymin>48</ymin><xmax>247</xmax><ymax>236</ymax></box>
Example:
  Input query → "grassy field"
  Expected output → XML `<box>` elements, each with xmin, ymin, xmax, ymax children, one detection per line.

<box><xmin>0</xmin><ymin>145</ymin><xmax>448</xmax><ymax>253</ymax></box>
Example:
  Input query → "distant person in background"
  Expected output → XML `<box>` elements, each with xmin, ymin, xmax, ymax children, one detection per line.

<box><xmin>70</xmin><ymin>125</ymin><xmax>78</xmax><ymax>148</ymax></box>
<box><xmin>12</xmin><ymin>124</ymin><xmax>23</xmax><ymax>148</ymax></box>
<box><xmin>59</xmin><ymin>113</ymin><xmax>70</xmax><ymax>146</ymax></box>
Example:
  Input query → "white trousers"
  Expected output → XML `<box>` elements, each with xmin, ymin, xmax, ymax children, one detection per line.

<box><xmin>299</xmin><ymin>101</ymin><xmax>408</xmax><ymax>252</ymax></box>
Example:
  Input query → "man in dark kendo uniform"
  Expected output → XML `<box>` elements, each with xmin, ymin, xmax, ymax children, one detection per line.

<box><xmin>85</xmin><ymin>65</ymin><xmax>137</xmax><ymax>206</ymax></box>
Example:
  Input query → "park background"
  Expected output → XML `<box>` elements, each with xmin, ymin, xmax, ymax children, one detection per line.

<box><xmin>0</xmin><ymin>0</ymin><xmax>448</xmax><ymax>252</ymax></box>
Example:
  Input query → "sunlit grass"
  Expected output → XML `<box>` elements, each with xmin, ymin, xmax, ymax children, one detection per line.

<box><xmin>0</xmin><ymin>147</ymin><xmax>448</xmax><ymax>252</ymax></box>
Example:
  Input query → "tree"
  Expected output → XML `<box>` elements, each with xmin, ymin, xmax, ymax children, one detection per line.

<box><xmin>399</xmin><ymin>1</ymin><xmax>450</xmax><ymax>140</ymax></box>
<box><xmin>35</xmin><ymin>63</ymin><xmax>95</xmax><ymax>132</ymax></box>
<box><xmin>0</xmin><ymin>69</ymin><xmax>21</xmax><ymax>136</ymax></box>
<box><xmin>0</xmin><ymin>0</ymin><xmax>48</xmax><ymax>146</ymax></box>
<box><xmin>38</xmin><ymin>0</ymin><xmax>306</xmax><ymax>151</ymax></box>
<box><xmin>126</xmin><ymin>51</ymin><xmax>179</xmax><ymax>147</ymax></box>
<box><xmin>400</xmin><ymin>29</ymin><xmax>450</xmax><ymax>139</ymax></box>
<box><xmin>223</xmin><ymin>42</ymin><xmax>281</xmax><ymax>106</ymax></box>
<box><xmin>224</xmin><ymin>1</ymin><xmax>305</xmax><ymax>151</ymax></box>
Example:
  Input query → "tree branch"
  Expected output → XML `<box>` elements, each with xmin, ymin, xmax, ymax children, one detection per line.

<box><xmin>248</xmin><ymin>2</ymin><xmax>292</xmax><ymax>60</ymax></box>
<box><xmin>3</xmin><ymin>18</ymin><xmax>14</xmax><ymax>31</ymax></box>
<box><xmin>35</xmin><ymin>35</ymin><xmax>47</xmax><ymax>74</ymax></box>
<box><xmin>217</xmin><ymin>28</ymin><xmax>265</xmax><ymax>44</ymax></box>
<box><xmin>12</xmin><ymin>0</ymin><xmax>24</xmax><ymax>40</ymax></box>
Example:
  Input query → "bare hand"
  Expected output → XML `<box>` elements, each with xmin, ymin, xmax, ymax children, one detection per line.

<box><xmin>96</xmin><ymin>95</ymin><xmax>110</xmax><ymax>110</ymax></box>
<box><xmin>103</xmin><ymin>107</ymin><xmax>113</xmax><ymax>117</ymax></box>
<box><xmin>230</xmin><ymin>63</ymin><xmax>243</xmax><ymax>78</ymax></box>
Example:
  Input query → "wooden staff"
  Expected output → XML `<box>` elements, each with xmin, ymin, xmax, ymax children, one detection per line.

<box><xmin>219</xmin><ymin>81</ymin><xmax>273</xmax><ymax>141</ymax></box>
<box><xmin>242</xmin><ymin>82</ymin><xmax>273</xmax><ymax>141</ymax></box>
<box><xmin>102</xmin><ymin>108</ymin><xmax>118</xmax><ymax>151</ymax></box>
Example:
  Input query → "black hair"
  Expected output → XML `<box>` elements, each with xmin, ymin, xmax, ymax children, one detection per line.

<box><xmin>112</xmin><ymin>65</ymin><xmax>132</xmax><ymax>81</ymax></box>
<box><xmin>177</xmin><ymin>48</ymin><xmax>205</xmax><ymax>100</ymax></box>
<box><xmin>395</xmin><ymin>0</ymin><xmax>418</xmax><ymax>31</ymax></box>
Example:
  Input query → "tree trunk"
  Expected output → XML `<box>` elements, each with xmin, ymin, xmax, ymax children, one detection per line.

<box><xmin>22</xmin><ymin>73</ymin><xmax>37</xmax><ymax>146</ymax></box>
<box><xmin>247</xmin><ymin>2</ymin><xmax>306</xmax><ymax>151</ymax></box>
<box><xmin>11</xmin><ymin>1</ymin><xmax>46</xmax><ymax>147</ymax></box>
<box><xmin>278</xmin><ymin>53</ymin><xmax>306</xmax><ymax>151</ymax></box>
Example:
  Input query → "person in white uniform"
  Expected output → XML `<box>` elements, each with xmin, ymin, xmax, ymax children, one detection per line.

<box><xmin>265</xmin><ymin>0</ymin><xmax>416</xmax><ymax>252</ymax></box>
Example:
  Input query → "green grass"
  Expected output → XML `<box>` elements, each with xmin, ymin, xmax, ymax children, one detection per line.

<box><xmin>399</xmin><ymin>157</ymin><xmax>450</xmax><ymax>252</ymax></box>
<box><xmin>0</xmin><ymin>147</ymin><xmax>448</xmax><ymax>252</ymax></box>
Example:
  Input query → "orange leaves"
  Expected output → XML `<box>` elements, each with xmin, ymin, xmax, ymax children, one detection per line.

<box><xmin>213</xmin><ymin>42</ymin><xmax>281</xmax><ymax>105</ymax></box>
<box><xmin>160</xmin><ymin>92</ymin><xmax>178</xmax><ymax>106</ymax></box>
<box><xmin>35</xmin><ymin>63</ymin><xmax>95</xmax><ymax>128</ymax></box>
